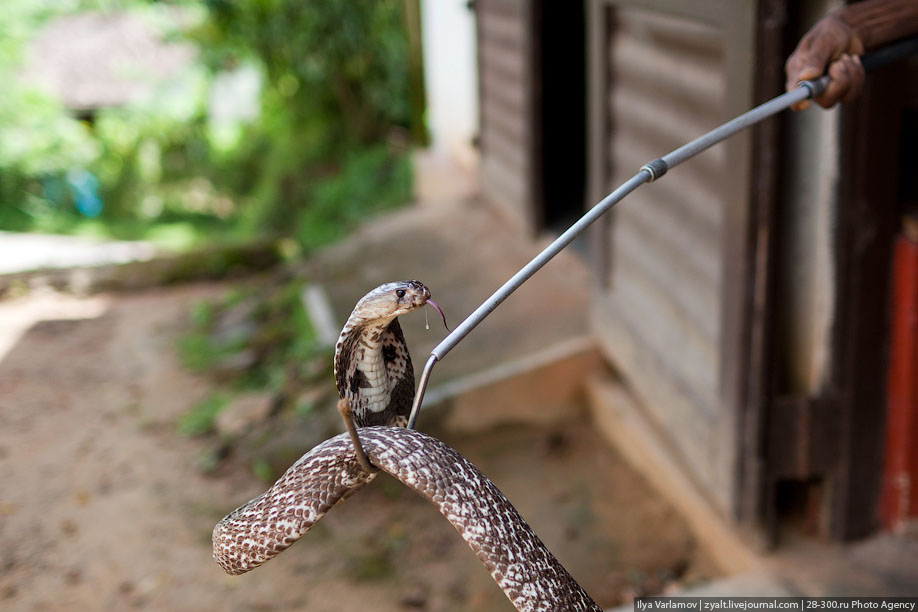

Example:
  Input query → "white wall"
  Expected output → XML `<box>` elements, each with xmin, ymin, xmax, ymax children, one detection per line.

<box><xmin>420</xmin><ymin>0</ymin><xmax>478</xmax><ymax>170</ymax></box>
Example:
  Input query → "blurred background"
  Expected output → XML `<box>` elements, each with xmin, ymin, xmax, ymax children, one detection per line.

<box><xmin>0</xmin><ymin>0</ymin><xmax>429</xmax><ymax>252</ymax></box>
<box><xmin>1</xmin><ymin>0</ymin><xmax>917</xmax><ymax>611</ymax></box>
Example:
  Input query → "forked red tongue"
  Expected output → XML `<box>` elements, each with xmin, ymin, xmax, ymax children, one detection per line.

<box><xmin>426</xmin><ymin>299</ymin><xmax>451</xmax><ymax>332</ymax></box>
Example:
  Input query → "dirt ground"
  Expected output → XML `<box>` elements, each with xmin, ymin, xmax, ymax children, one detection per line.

<box><xmin>0</xmin><ymin>284</ymin><xmax>717</xmax><ymax>612</ymax></box>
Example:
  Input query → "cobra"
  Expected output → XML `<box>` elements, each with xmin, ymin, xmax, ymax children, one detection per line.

<box><xmin>333</xmin><ymin>280</ymin><xmax>447</xmax><ymax>428</ymax></box>
<box><xmin>214</xmin><ymin>282</ymin><xmax>602</xmax><ymax>612</ymax></box>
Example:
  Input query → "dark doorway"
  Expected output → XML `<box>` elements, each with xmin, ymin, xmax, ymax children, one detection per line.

<box><xmin>537</xmin><ymin>1</ymin><xmax>586</xmax><ymax>232</ymax></box>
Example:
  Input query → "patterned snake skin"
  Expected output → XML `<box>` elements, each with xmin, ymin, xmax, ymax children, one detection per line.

<box><xmin>333</xmin><ymin>280</ymin><xmax>433</xmax><ymax>428</ymax></box>
<box><xmin>213</xmin><ymin>426</ymin><xmax>601</xmax><ymax>612</ymax></box>
<box><xmin>215</xmin><ymin>281</ymin><xmax>600</xmax><ymax>610</ymax></box>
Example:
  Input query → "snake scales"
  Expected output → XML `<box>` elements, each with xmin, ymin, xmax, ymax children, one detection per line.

<box><xmin>213</xmin><ymin>281</ymin><xmax>602</xmax><ymax>612</ymax></box>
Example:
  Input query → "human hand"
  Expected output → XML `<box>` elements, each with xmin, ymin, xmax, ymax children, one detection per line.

<box><xmin>785</xmin><ymin>13</ymin><xmax>866</xmax><ymax>110</ymax></box>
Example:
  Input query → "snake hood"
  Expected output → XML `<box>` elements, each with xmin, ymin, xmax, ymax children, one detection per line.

<box><xmin>334</xmin><ymin>280</ymin><xmax>446</xmax><ymax>428</ymax></box>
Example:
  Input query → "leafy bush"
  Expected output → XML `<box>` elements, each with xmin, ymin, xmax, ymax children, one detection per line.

<box><xmin>0</xmin><ymin>1</ymin><xmax>99</xmax><ymax>230</ymax></box>
<box><xmin>178</xmin><ymin>278</ymin><xmax>330</xmax><ymax>394</ymax></box>
<box><xmin>0</xmin><ymin>1</ymin><xmax>222</xmax><ymax>240</ymax></box>
<box><xmin>177</xmin><ymin>392</ymin><xmax>229</xmax><ymax>436</ymax></box>
<box><xmin>1</xmin><ymin>0</ymin><xmax>422</xmax><ymax>251</ymax></box>
<box><xmin>194</xmin><ymin>0</ymin><xmax>419</xmax><ymax>246</ymax></box>
<box><xmin>295</xmin><ymin>145</ymin><xmax>413</xmax><ymax>249</ymax></box>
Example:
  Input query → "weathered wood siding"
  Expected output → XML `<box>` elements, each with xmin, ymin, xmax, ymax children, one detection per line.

<box><xmin>588</xmin><ymin>0</ymin><xmax>757</xmax><ymax>515</ymax></box>
<box><xmin>475</xmin><ymin>0</ymin><xmax>540</xmax><ymax>233</ymax></box>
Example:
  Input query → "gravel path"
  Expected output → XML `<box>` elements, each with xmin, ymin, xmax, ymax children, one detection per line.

<box><xmin>0</xmin><ymin>232</ymin><xmax>156</xmax><ymax>275</ymax></box>
<box><xmin>0</xmin><ymin>285</ymin><xmax>713</xmax><ymax>611</ymax></box>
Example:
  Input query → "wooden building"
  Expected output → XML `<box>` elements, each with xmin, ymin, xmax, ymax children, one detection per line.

<box><xmin>25</xmin><ymin>11</ymin><xmax>194</xmax><ymax>121</ymax></box>
<box><xmin>471</xmin><ymin>0</ymin><xmax>918</xmax><ymax>542</ymax></box>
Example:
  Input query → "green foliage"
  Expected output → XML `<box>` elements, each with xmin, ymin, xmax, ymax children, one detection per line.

<box><xmin>177</xmin><ymin>279</ymin><xmax>331</xmax><ymax>394</ymax></box>
<box><xmin>192</xmin><ymin>0</ymin><xmax>417</xmax><ymax>242</ymax></box>
<box><xmin>250</xmin><ymin>458</ymin><xmax>273</xmax><ymax>483</ymax></box>
<box><xmin>245</xmin><ymin>279</ymin><xmax>328</xmax><ymax>391</ymax></box>
<box><xmin>177</xmin><ymin>298</ymin><xmax>250</xmax><ymax>372</ymax></box>
<box><xmin>295</xmin><ymin>145</ymin><xmax>413</xmax><ymax>249</ymax></box>
<box><xmin>0</xmin><ymin>1</ymin><xmax>228</xmax><ymax>242</ymax></box>
<box><xmin>0</xmin><ymin>1</ymin><xmax>97</xmax><ymax>229</ymax></box>
<box><xmin>177</xmin><ymin>392</ymin><xmax>229</xmax><ymax>436</ymax></box>
<box><xmin>1</xmin><ymin>0</ymin><xmax>419</xmax><ymax>251</ymax></box>
<box><xmin>196</xmin><ymin>0</ymin><xmax>411</xmax><ymax>142</ymax></box>
<box><xmin>177</xmin><ymin>330</ymin><xmax>240</xmax><ymax>373</ymax></box>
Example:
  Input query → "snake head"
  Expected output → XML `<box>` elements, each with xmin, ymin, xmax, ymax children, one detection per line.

<box><xmin>351</xmin><ymin>280</ymin><xmax>433</xmax><ymax>323</ymax></box>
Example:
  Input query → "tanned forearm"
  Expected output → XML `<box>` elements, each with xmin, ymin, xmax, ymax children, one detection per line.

<box><xmin>837</xmin><ymin>0</ymin><xmax>918</xmax><ymax>50</ymax></box>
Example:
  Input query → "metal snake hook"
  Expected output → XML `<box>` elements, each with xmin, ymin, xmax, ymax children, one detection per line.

<box><xmin>406</xmin><ymin>34</ymin><xmax>918</xmax><ymax>431</ymax></box>
<box><xmin>406</xmin><ymin>82</ymin><xmax>828</xmax><ymax>430</ymax></box>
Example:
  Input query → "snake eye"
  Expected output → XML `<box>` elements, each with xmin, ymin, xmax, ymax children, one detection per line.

<box><xmin>396</xmin><ymin>289</ymin><xmax>406</xmax><ymax>299</ymax></box>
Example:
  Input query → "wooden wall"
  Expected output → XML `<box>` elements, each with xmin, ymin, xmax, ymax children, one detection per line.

<box><xmin>587</xmin><ymin>0</ymin><xmax>758</xmax><ymax>516</ymax></box>
<box><xmin>475</xmin><ymin>0</ymin><xmax>541</xmax><ymax>233</ymax></box>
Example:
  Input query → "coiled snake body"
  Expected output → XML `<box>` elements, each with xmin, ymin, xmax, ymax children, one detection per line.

<box><xmin>214</xmin><ymin>281</ymin><xmax>602</xmax><ymax>612</ymax></box>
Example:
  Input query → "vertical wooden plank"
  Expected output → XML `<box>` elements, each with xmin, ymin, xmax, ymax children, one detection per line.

<box><xmin>474</xmin><ymin>0</ymin><xmax>485</xmax><ymax>155</ymax></box>
<box><xmin>735</xmin><ymin>0</ymin><xmax>790</xmax><ymax>541</ymax></box>
<box><xmin>716</xmin><ymin>0</ymin><xmax>755</xmax><ymax>423</ymax></box>
<box><xmin>587</xmin><ymin>0</ymin><xmax>612</xmax><ymax>289</ymax></box>
<box><xmin>475</xmin><ymin>0</ymin><xmax>541</xmax><ymax>235</ymax></box>
<box><xmin>525</xmin><ymin>0</ymin><xmax>544</xmax><ymax>232</ymax></box>
<box><xmin>713</xmin><ymin>0</ymin><xmax>757</xmax><ymax>523</ymax></box>
<box><xmin>827</xmin><ymin>63</ymin><xmax>901</xmax><ymax>540</ymax></box>
<box><xmin>589</xmin><ymin>0</ymin><xmax>761</xmax><ymax>516</ymax></box>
